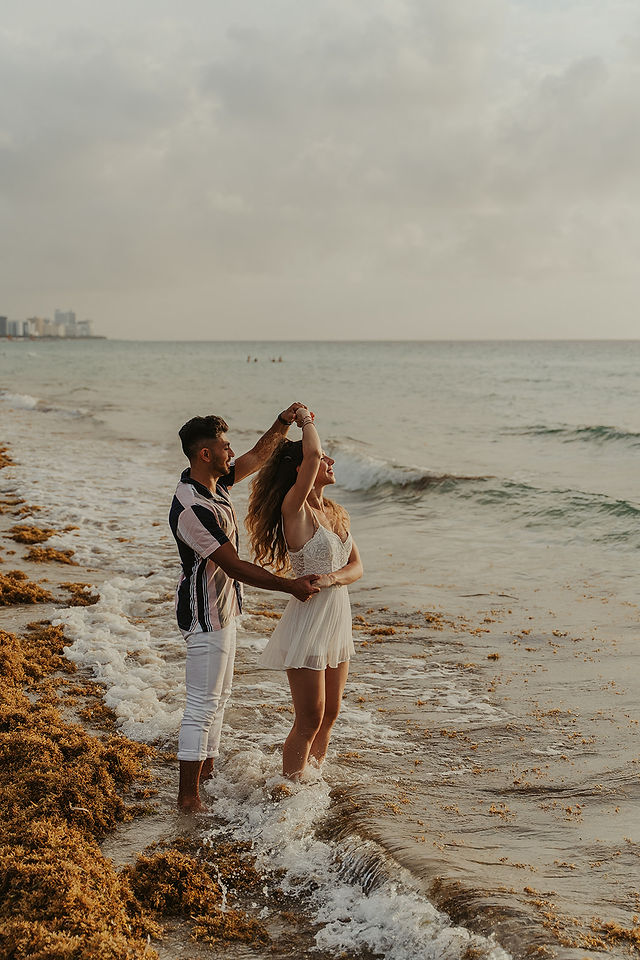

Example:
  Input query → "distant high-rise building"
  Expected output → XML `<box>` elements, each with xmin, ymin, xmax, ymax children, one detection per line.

<box><xmin>0</xmin><ymin>316</ymin><xmax>7</xmax><ymax>337</ymax></box>
<box><xmin>8</xmin><ymin>320</ymin><xmax>20</xmax><ymax>337</ymax></box>
<box><xmin>76</xmin><ymin>319</ymin><xmax>93</xmax><ymax>337</ymax></box>
<box><xmin>27</xmin><ymin>317</ymin><xmax>46</xmax><ymax>336</ymax></box>
<box><xmin>55</xmin><ymin>308</ymin><xmax>77</xmax><ymax>336</ymax></box>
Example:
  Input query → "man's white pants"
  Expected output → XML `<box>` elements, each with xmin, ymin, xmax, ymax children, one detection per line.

<box><xmin>177</xmin><ymin>620</ymin><xmax>237</xmax><ymax>762</ymax></box>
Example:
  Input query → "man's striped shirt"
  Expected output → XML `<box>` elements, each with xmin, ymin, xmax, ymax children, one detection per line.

<box><xmin>169</xmin><ymin>467</ymin><xmax>243</xmax><ymax>635</ymax></box>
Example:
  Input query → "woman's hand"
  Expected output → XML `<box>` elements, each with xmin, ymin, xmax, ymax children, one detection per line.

<box><xmin>314</xmin><ymin>573</ymin><xmax>336</xmax><ymax>589</ymax></box>
<box><xmin>316</xmin><ymin>544</ymin><xmax>362</xmax><ymax>588</ymax></box>
<box><xmin>280</xmin><ymin>402</ymin><xmax>307</xmax><ymax>425</ymax></box>
<box><xmin>294</xmin><ymin>405</ymin><xmax>311</xmax><ymax>427</ymax></box>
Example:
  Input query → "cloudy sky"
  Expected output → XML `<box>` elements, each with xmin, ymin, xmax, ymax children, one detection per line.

<box><xmin>2</xmin><ymin>0</ymin><xmax>639</xmax><ymax>339</ymax></box>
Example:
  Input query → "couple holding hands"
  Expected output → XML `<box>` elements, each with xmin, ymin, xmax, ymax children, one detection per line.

<box><xmin>169</xmin><ymin>402</ymin><xmax>362</xmax><ymax>812</ymax></box>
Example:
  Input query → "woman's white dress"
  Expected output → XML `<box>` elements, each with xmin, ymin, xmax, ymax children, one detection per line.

<box><xmin>258</xmin><ymin>522</ymin><xmax>355</xmax><ymax>671</ymax></box>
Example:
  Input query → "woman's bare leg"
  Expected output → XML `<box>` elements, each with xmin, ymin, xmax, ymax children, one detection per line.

<box><xmin>309</xmin><ymin>662</ymin><xmax>349</xmax><ymax>765</ymax></box>
<box><xmin>283</xmin><ymin>668</ymin><xmax>325</xmax><ymax>779</ymax></box>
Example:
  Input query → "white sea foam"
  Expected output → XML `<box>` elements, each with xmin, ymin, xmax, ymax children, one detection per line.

<box><xmin>203</xmin><ymin>749</ymin><xmax>510</xmax><ymax>960</ymax></box>
<box><xmin>0</xmin><ymin>390</ymin><xmax>40</xmax><ymax>409</ymax></box>
<box><xmin>0</xmin><ymin>387</ymin><xmax>95</xmax><ymax>419</ymax></box>
<box><xmin>54</xmin><ymin>574</ymin><xmax>184</xmax><ymax>742</ymax></box>
<box><xmin>1</xmin><ymin>406</ymin><xmax>178</xmax><ymax>575</ymax></box>
<box><xmin>355</xmin><ymin>656</ymin><xmax>510</xmax><ymax>729</ymax></box>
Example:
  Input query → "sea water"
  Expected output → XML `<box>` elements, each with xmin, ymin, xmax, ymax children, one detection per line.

<box><xmin>1</xmin><ymin>339</ymin><xmax>638</xmax><ymax>959</ymax></box>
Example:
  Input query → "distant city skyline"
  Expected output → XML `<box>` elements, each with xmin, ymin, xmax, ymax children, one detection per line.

<box><xmin>0</xmin><ymin>309</ymin><xmax>95</xmax><ymax>339</ymax></box>
<box><xmin>2</xmin><ymin>0</ymin><xmax>640</xmax><ymax>341</ymax></box>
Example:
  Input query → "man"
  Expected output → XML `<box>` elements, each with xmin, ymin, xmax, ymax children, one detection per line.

<box><xmin>170</xmin><ymin>403</ymin><xmax>320</xmax><ymax>812</ymax></box>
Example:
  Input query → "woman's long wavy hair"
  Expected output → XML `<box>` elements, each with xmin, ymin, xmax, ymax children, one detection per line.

<box><xmin>246</xmin><ymin>438</ymin><xmax>348</xmax><ymax>572</ymax></box>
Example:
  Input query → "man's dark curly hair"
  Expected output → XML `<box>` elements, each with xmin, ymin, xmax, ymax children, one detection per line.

<box><xmin>178</xmin><ymin>415</ymin><xmax>229</xmax><ymax>459</ymax></box>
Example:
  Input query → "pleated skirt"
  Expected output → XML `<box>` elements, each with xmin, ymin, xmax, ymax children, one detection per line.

<box><xmin>258</xmin><ymin>585</ymin><xmax>354</xmax><ymax>671</ymax></box>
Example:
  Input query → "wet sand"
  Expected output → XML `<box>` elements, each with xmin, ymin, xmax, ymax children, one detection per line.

<box><xmin>221</xmin><ymin>584</ymin><xmax>640</xmax><ymax>960</ymax></box>
<box><xmin>2</xmin><ymin>442</ymin><xmax>638</xmax><ymax>959</ymax></box>
<box><xmin>0</xmin><ymin>459</ymin><xmax>376</xmax><ymax>959</ymax></box>
<box><xmin>344</xmin><ymin>598</ymin><xmax>639</xmax><ymax>959</ymax></box>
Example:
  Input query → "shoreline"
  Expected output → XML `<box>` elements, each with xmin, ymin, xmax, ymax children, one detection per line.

<box><xmin>2</xmin><ymin>435</ymin><xmax>639</xmax><ymax>960</ymax></box>
<box><xmin>0</xmin><ymin>445</ymin><xmax>354</xmax><ymax>960</ymax></box>
<box><xmin>231</xmin><ymin>590</ymin><xmax>640</xmax><ymax>959</ymax></box>
<box><xmin>0</xmin><ymin>336</ymin><xmax>107</xmax><ymax>342</ymax></box>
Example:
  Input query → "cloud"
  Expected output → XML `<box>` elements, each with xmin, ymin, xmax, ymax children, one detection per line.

<box><xmin>0</xmin><ymin>0</ymin><xmax>639</xmax><ymax>336</ymax></box>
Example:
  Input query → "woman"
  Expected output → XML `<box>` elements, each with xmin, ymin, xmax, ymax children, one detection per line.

<box><xmin>246</xmin><ymin>406</ymin><xmax>363</xmax><ymax>779</ymax></box>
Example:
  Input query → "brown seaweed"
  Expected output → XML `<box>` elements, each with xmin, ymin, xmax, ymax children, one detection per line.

<box><xmin>9</xmin><ymin>524</ymin><xmax>56</xmax><ymax>544</ymax></box>
<box><xmin>0</xmin><ymin>570</ymin><xmax>55</xmax><ymax>605</ymax></box>
<box><xmin>60</xmin><ymin>582</ymin><xmax>100</xmax><ymax>606</ymax></box>
<box><xmin>0</xmin><ymin>445</ymin><xmax>14</xmax><ymax>470</ymax></box>
<box><xmin>0</xmin><ymin>623</ymin><xmax>160</xmax><ymax>960</ymax></box>
<box><xmin>125</xmin><ymin>844</ymin><xmax>270</xmax><ymax>948</ymax></box>
<box><xmin>25</xmin><ymin>546</ymin><xmax>77</xmax><ymax>565</ymax></box>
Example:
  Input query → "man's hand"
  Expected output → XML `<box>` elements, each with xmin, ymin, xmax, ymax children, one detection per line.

<box><xmin>280</xmin><ymin>402</ymin><xmax>307</xmax><ymax>426</ymax></box>
<box><xmin>235</xmin><ymin>402</ymin><xmax>311</xmax><ymax>483</ymax></box>
<box><xmin>289</xmin><ymin>574</ymin><xmax>321</xmax><ymax>602</ymax></box>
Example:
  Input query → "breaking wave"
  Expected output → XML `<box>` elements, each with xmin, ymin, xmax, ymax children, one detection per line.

<box><xmin>0</xmin><ymin>390</ymin><xmax>41</xmax><ymax>410</ymax></box>
<box><xmin>202</xmin><ymin>750</ymin><xmax>511</xmax><ymax>960</ymax></box>
<box><xmin>0</xmin><ymin>388</ymin><xmax>90</xmax><ymax>419</ymax></box>
<box><xmin>327</xmin><ymin>442</ymin><xmax>640</xmax><ymax>546</ymax></box>
<box><xmin>513</xmin><ymin>423</ymin><xmax>640</xmax><ymax>448</ymax></box>
<box><xmin>328</xmin><ymin>441</ymin><xmax>484</xmax><ymax>493</ymax></box>
<box><xmin>455</xmin><ymin>479</ymin><xmax>640</xmax><ymax>546</ymax></box>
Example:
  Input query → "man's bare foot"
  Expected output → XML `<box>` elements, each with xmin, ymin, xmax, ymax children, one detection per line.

<box><xmin>200</xmin><ymin>757</ymin><xmax>215</xmax><ymax>782</ymax></box>
<box><xmin>177</xmin><ymin>760</ymin><xmax>207</xmax><ymax>813</ymax></box>
<box><xmin>177</xmin><ymin>796</ymin><xmax>208</xmax><ymax>814</ymax></box>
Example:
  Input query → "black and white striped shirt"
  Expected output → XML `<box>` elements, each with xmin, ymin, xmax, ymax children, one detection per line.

<box><xmin>169</xmin><ymin>467</ymin><xmax>243</xmax><ymax>635</ymax></box>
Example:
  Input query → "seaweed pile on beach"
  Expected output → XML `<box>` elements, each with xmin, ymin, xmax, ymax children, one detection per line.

<box><xmin>0</xmin><ymin>616</ymin><xmax>288</xmax><ymax>959</ymax></box>
<box><xmin>0</xmin><ymin>569</ymin><xmax>55</xmax><ymax>605</ymax></box>
<box><xmin>9</xmin><ymin>522</ymin><xmax>78</xmax><ymax>564</ymax></box>
<box><xmin>0</xmin><ymin>447</ymin><xmax>319</xmax><ymax>960</ymax></box>
<box><xmin>0</xmin><ymin>620</ymin><xmax>159</xmax><ymax>959</ymax></box>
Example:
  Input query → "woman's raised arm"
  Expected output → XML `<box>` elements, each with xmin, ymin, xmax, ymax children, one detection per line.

<box><xmin>282</xmin><ymin>408</ymin><xmax>322</xmax><ymax>515</ymax></box>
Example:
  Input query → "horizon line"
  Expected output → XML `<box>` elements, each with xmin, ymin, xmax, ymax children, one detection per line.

<box><xmin>4</xmin><ymin>335</ymin><xmax>640</xmax><ymax>344</ymax></box>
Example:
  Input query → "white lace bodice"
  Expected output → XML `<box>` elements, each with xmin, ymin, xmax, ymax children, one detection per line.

<box><xmin>288</xmin><ymin>523</ymin><xmax>352</xmax><ymax>578</ymax></box>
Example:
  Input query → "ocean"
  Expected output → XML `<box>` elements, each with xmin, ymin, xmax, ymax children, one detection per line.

<box><xmin>1</xmin><ymin>338</ymin><xmax>638</xmax><ymax>959</ymax></box>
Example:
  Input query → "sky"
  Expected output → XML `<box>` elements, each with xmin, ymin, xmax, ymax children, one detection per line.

<box><xmin>1</xmin><ymin>0</ymin><xmax>639</xmax><ymax>340</ymax></box>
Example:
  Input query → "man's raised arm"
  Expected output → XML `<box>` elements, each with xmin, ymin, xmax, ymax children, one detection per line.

<box><xmin>232</xmin><ymin>402</ymin><xmax>307</xmax><ymax>483</ymax></box>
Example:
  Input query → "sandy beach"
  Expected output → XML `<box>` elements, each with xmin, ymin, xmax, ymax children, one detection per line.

<box><xmin>2</xmin><ymin>432</ymin><xmax>639</xmax><ymax>959</ymax></box>
<box><xmin>3</xmin><ymin>0</ymin><xmax>640</xmax><ymax>942</ymax></box>
<box><xmin>0</xmin><ymin>446</ymin><xmax>327</xmax><ymax>960</ymax></box>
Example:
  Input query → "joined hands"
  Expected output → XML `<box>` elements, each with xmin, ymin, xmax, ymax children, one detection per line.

<box><xmin>280</xmin><ymin>402</ymin><xmax>307</xmax><ymax>426</ymax></box>
<box><xmin>290</xmin><ymin>574</ymin><xmax>321</xmax><ymax>602</ymax></box>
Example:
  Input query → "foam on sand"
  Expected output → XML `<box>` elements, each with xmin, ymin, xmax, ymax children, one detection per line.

<box><xmin>54</xmin><ymin>574</ymin><xmax>184</xmax><ymax>742</ymax></box>
<box><xmin>202</xmin><ymin>749</ymin><xmax>511</xmax><ymax>960</ymax></box>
